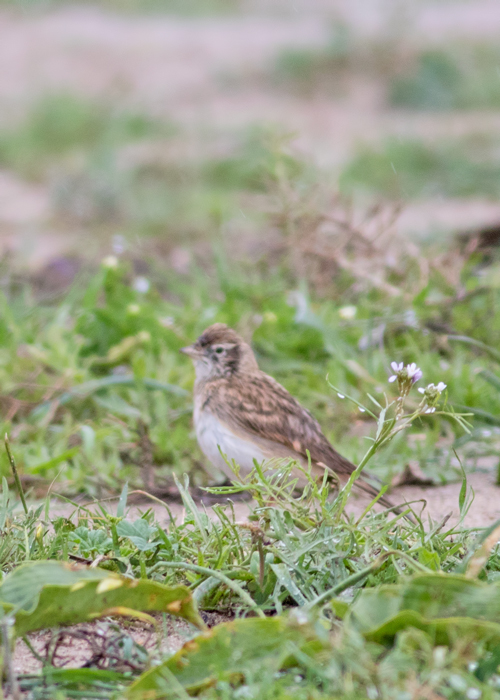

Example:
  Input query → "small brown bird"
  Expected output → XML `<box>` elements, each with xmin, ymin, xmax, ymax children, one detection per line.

<box><xmin>181</xmin><ymin>323</ymin><xmax>392</xmax><ymax>506</ymax></box>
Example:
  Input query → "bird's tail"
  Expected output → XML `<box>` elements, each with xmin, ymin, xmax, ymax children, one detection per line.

<box><xmin>353</xmin><ymin>477</ymin><xmax>415</xmax><ymax>521</ymax></box>
<box><xmin>322</xmin><ymin>453</ymin><xmax>415</xmax><ymax>522</ymax></box>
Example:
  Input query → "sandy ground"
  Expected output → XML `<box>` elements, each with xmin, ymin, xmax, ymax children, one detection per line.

<box><xmin>44</xmin><ymin>468</ymin><xmax>499</xmax><ymax>528</ymax></box>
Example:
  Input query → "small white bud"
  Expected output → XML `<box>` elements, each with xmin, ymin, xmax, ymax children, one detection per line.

<box><xmin>133</xmin><ymin>276</ymin><xmax>150</xmax><ymax>293</ymax></box>
<box><xmin>102</xmin><ymin>255</ymin><xmax>119</xmax><ymax>269</ymax></box>
<box><xmin>338</xmin><ymin>305</ymin><xmax>357</xmax><ymax>320</ymax></box>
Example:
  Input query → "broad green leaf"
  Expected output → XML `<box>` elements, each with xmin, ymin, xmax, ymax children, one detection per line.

<box><xmin>0</xmin><ymin>561</ymin><xmax>203</xmax><ymax>636</ymax></box>
<box><xmin>343</xmin><ymin>573</ymin><xmax>500</xmax><ymax>645</ymax></box>
<box><xmin>127</xmin><ymin>615</ymin><xmax>326</xmax><ymax>698</ymax></box>
<box><xmin>116</xmin><ymin>519</ymin><xmax>161</xmax><ymax>552</ymax></box>
<box><xmin>417</xmin><ymin>548</ymin><xmax>440</xmax><ymax>571</ymax></box>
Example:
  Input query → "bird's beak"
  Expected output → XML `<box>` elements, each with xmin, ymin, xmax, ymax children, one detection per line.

<box><xmin>180</xmin><ymin>344</ymin><xmax>202</xmax><ymax>359</ymax></box>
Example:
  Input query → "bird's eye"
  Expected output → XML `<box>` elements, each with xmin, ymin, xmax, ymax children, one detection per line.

<box><xmin>215</xmin><ymin>347</ymin><xmax>224</xmax><ymax>354</ymax></box>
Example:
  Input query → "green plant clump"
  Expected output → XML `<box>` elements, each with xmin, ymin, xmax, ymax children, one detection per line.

<box><xmin>390</xmin><ymin>46</ymin><xmax>500</xmax><ymax>111</ymax></box>
<box><xmin>340</xmin><ymin>137</ymin><xmax>500</xmax><ymax>199</ymax></box>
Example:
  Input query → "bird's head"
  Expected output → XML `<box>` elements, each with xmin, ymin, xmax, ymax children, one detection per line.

<box><xmin>180</xmin><ymin>323</ymin><xmax>258</xmax><ymax>380</ymax></box>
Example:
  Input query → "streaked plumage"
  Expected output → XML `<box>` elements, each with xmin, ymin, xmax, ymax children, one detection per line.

<box><xmin>181</xmin><ymin>323</ymin><xmax>392</xmax><ymax>505</ymax></box>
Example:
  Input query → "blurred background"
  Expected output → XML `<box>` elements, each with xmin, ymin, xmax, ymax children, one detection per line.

<box><xmin>1</xmin><ymin>0</ymin><xmax>500</xmax><ymax>500</ymax></box>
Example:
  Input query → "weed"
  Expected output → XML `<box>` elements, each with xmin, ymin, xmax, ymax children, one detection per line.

<box><xmin>0</xmin><ymin>94</ymin><xmax>169</xmax><ymax>181</ymax></box>
<box><xmin>340</xmin><ymin>137</ymin><xmax>500</xmax><ymax>199</ymax></box>
<box><xmin>0</xmin><ymin>462</ymin><xmax>499</xmax><ymax>698</ymax></box>
<box><xmin>268</xmin><ymin>26</ymin><xmax>402</xmax><ymax>98</ymax></box>
<box><xmin>270</xmin><ymin>26</ymin><xmax>354</xmax><ymax>96</ymax></box>
<box><xmin>390</xmin><ymin>45</ymin><xmax>500</xmax><ymax>111</ymax></box>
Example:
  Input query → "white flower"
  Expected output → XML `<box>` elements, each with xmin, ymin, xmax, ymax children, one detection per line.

<box><xmin>425</xmin><ymin>407</ymin><xmax>436</xmax><ymax>414</ymax></box>
<box><xmin>133</xmin><ymin>276</ymin><xmax>150</xmax><ymax>293</ymax></box>
<box><xmin>420</xmin><ymin>382</ymin><xmax>446</xmax><ymax>395</ymax></box>
<box><xmin>102</xmin><ymin>255</ymin><xmax>118</xmax><ymax>269</ymax></box>
<box><xmin>406</xmin><ymin>363</ymin><xmax>423</xmax><ymax>383</ymax></box>
<box><xmin>359</xmin><ymin>407</ymin><xmax>366</xmax><ymax>412</ymax></box>
<box><xmin>337</xmin><ymin>393</ymin><xmax>345</xmax><ymax>399</ymax></box>
<box><xmin>338</xmin><ymin>305</ymin><xmax>357</xmax><ymax>320</ymax></box>
<box><xmin>389</xmin><ymin>361</ymin><xmax>403</xmax><ymax>382</ymax></box>
<box><xmin>466</xmin><ymin>688</ymin><xmax>481</xmax><ymax>700</ymax></box>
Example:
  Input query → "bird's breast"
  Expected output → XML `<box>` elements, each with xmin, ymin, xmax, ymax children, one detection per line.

<box><xmin>193</xmin><ymin>405</ymin><xmax>268</xmax><ymax>477</ymax></box>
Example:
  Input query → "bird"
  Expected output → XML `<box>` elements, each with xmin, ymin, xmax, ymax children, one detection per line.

<box><xmin>180</xmin><ymin>323</ymin><xmax>395</xmax><ymax>509</ymax></box>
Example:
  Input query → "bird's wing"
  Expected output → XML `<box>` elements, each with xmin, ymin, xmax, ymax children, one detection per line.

<box><xmin>205</xmin><ymin>371</ymin><xmax>356</xmax><ymax>477</ymax></box>
<box><xmin>201</xmin><ymin>371</ymin><xmax>406</xmax><ymax>517</ymax></box>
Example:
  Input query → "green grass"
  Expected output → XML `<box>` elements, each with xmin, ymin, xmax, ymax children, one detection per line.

<box><xmin>269</xmin><ymin>26</ymin><xmax>355</xmax><ymax>96</ymax></box>
<box><xmin>270</xmin><ymin>34</ymin><xmax>500</xmax><ymax>113</ymax></box>
<box><xmin>1</xmin><ymin>232</ymin><xmax>500</xmax><ymax>495</ymax></box>
<box><xmin>0</xmin><ymin>97</ymin><xmax>500</xmax><ymax>492</ymax></box>
<box><xmin>340</xmin><ymin>136</ymin><xmax>500</xmax><ymax>199</ymax></box>
<box><xmin>268</xmin><ymin>26</ymin><xmax>399</xmax><ymax>98</ymax></box>
<box><xmin>0</xmin><ymin>95</ymin><xmax>302</xmax><ymax>238</ymax></box>
<box><xmin>2</xmin><ymin>89</ymin><xmax>500</xmax><ymax>698</ymax></box>
<box><xmin>0</xmin><ymin>94</ymin><xmax>171</xmax><ymax>181</ymax></box>
<box><xmin>390</xmin><ymin>45</ymin><xmax>500</xmax><ymax>111</ymax></box>
<box><xmin>1</xmin><ymin>462</ymin><xmax>500</xmax><ymax>698</ymax></box>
